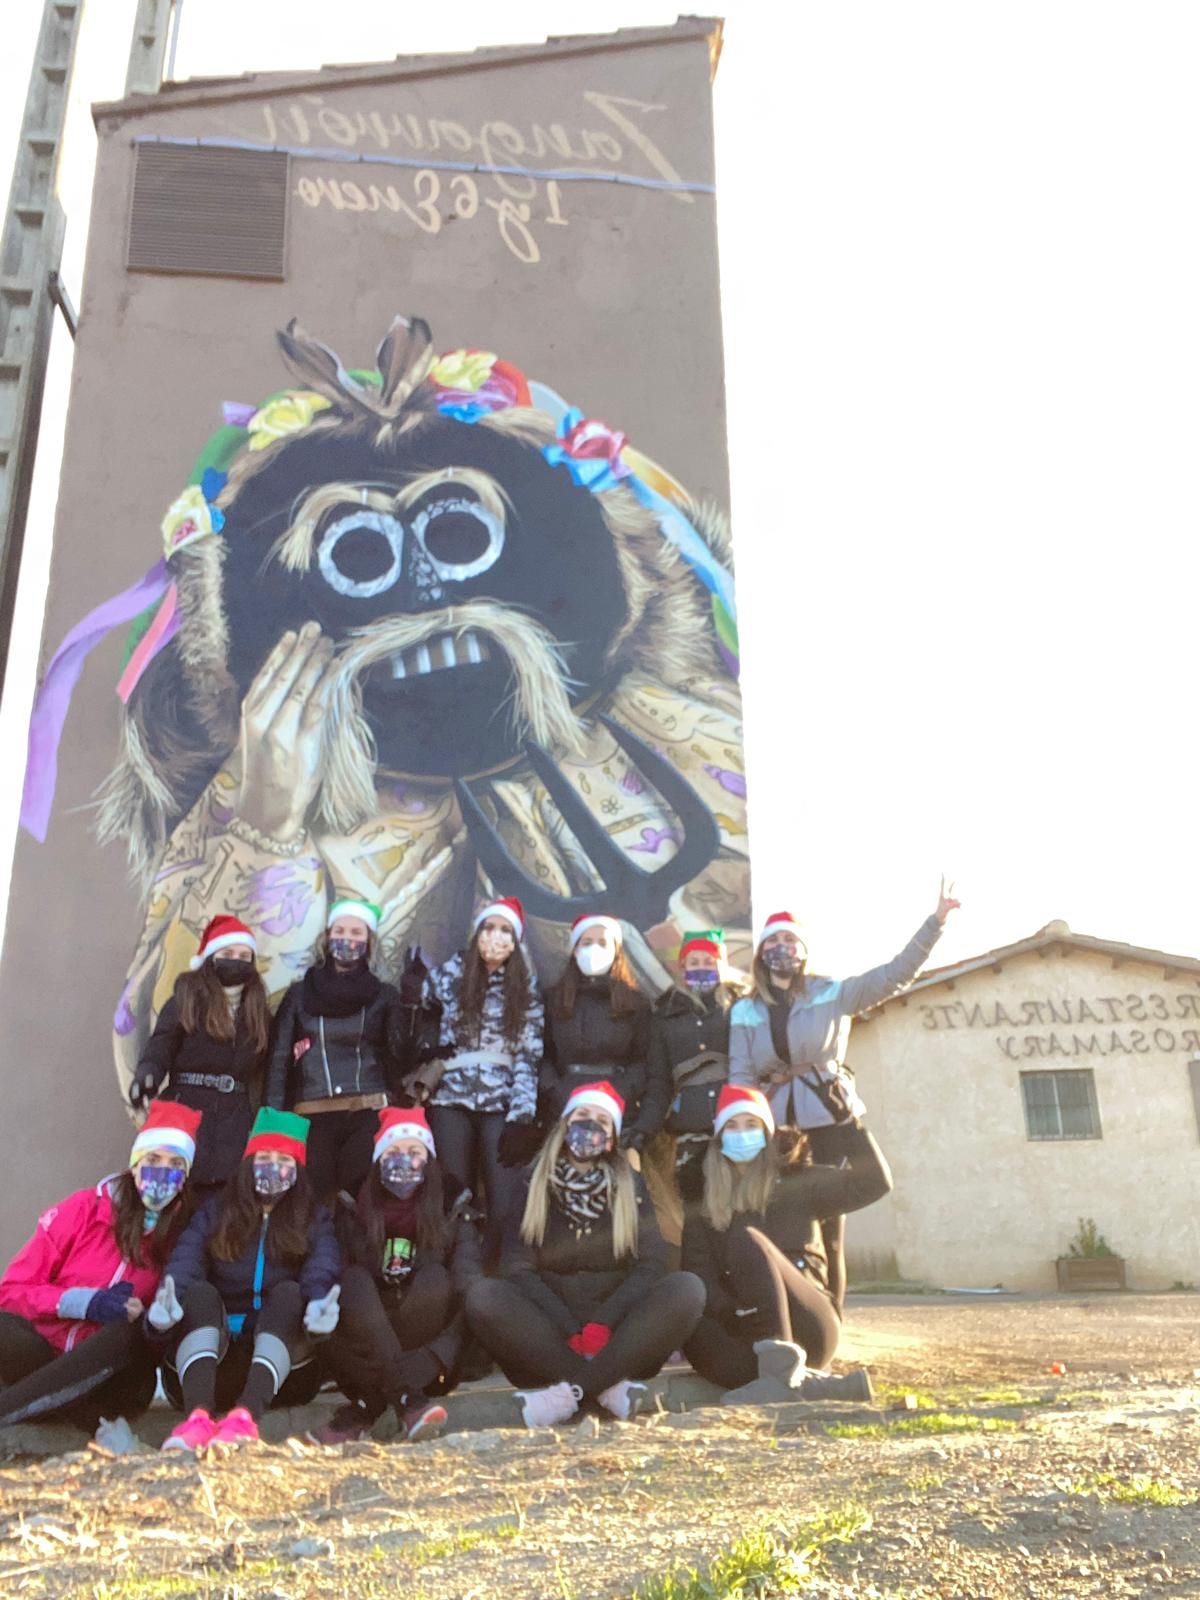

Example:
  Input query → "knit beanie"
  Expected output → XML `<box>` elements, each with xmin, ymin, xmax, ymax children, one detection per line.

<box><xmin>713</xmin><ymin>1084</ymin><xmax>776</xmax><ymax>1138</ymax></box>
<box><xmin>569</xmin><ymin>914</ymin><xmax>622</xmax><ymax>951</ymax></box>
<box><xmin>190</xmin><ymin>915</ymin><xmax>257</xmax><ymax>969</ymax></box>
<box><xmin>327</xmin><ymin>897</ymin><xmax>382</xmax><ymax>933</ymax></box>
<box><xmin>374</xmin><ymin>1106</ymin><xmax>436</xmax><ymax>1161</ymax></box>
<box><xmin>130</xmin><ymin>1101</ymin><xmax>203</xmax><ymax>1169</ymax></box>
<box><xmin>472</xmin><ymin>897</ymin><xmax>525</xmax><ymax>942</ymax></box>
<box><xmin>244</xmin><ymin>1107</ymin><xmax>310</xmax><ymax>1165</ymax></box>
<box><xmin>562</xmin><ymin>1080</ymin><xmax>625</xmax><ymax>1135</ymax></box>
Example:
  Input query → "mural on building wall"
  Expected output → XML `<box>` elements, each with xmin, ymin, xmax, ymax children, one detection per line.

<box><xmin>21</xmin><ymin>315</ymin><xmax>747</xmax><ymax>1092</ymax></box>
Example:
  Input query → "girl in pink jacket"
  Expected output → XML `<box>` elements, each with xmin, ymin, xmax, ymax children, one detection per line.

<box><xmin>0</xmin><ymin>1101</ymin><xmax>201</xmax><ymax>1429</ymax></box>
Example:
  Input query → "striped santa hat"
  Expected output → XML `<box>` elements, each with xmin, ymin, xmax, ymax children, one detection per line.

<box><xmin>757</xmin><ymin>911</ymin><xmax>807</xmax><ymax>953</ymax></box>
<box><xmin>190</xmin><ymin>915</ymin><xmax>257</xmax><ymax>969</ymax></box>
<box><xmin>374</xmin><ymin>1106</ymin><xmax>437</xmax><ymax>1162</ymax></box>
<box><xmin>472</xmin><ymin>897</ymin><xmax>525</xmax><ymax>942</ymax></box>
<box><xmin>562</xmin><ymin>1080</ymin><xmax>625</xmax><ymax>1135</ymax></box>
<box><xmin>713</xmin><ymin>1083</ymin><xmax>776</xmax><ymax>1138</ymax></box>
<box><xmin>130</xmin><ymin>1101</ymin><xmax>203</xmax><ymax>1170</ymax></box>
<box><xmin>569</xmin><ymin>913</ymin><xmax>622</xmax><ymax>950</ymax></box>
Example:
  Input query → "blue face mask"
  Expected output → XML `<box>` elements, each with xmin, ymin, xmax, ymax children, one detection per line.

<box><xmin>683</xmin><ymin>969</ymin><xmax>719</xmax><ymax>991</ymax></box>
<box><xmin>721</xmin><ymin>1127</ymin><xmax>768</xmax><ymax>1164</ymax></box>
<box><xmin>136</xmin><ymin>1165</ymin><xmax>185</xmax><ymax>1212</ymax></box>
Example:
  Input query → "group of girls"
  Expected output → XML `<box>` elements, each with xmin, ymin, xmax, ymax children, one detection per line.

<box><xmin>0</xmin><ymin>881</ymin><xmax>958</xmax><ymax>1444</ymax></box>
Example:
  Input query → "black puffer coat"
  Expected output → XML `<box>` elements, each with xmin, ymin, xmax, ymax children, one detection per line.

<box><xmin>499</xmin><ymin>1169</ymin><xmax>667</xmax><ymax>1333</ymax></box>
<box><xmin>136</xmin><ymin>983</ymin><xmax>265</xmax><ymax>1185</ymax></box>
<box><xmin>265</xmin><ymin>983</ymin><xmax>403</xmax><ymax>1108</ymax></box>
<box><xmin>166</xmin><ymin>1192</ymin><xmax>340</xmax><ymax>1317</ymax></box>
<box><xmin>541</xmin><ymin>979</ymin><xmax>666</xmax><ymax>1140</ymax></box>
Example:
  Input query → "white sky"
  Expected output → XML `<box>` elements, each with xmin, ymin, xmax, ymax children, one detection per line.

<box><xmin>0</xmin><ymin>0</ymin><xmax>1196</xmax><ymax>977</ymax></box>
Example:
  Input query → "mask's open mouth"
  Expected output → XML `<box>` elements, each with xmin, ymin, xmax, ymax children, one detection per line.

<box><xmin>388</xmin><ymin>629</ymin><xmax>494</xmax><ymax>679</ymax></box>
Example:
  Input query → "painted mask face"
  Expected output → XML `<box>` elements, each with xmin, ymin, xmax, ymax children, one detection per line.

<box><xmin>253</xmin><ymin>1157</ymin><xmax>297</xmax><ymax>1198</ymax></box>
<box><xmin>721</xmin><ymin>1127</ymin><xmax>767</xmax><ymax>1163</ymax></box>
<box><xmin>380</xmin><ymin>1149</ymin><xmax>426</xmax><ymax>1198</ymax></box>
<box><xmin>564</xmin><ymin>1117</ymin><xmax>610</xmax><ymax>1161</ymax></box>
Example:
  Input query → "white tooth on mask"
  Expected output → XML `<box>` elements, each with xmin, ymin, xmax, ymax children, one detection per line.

<box><xmin>465</xmin><ymin>631</ymin><xmax>483</xmax><ymax>664</ymax></box>
<box><xmin>415</xmin><ymin>642</ymin><xmax>433</xmax><ymax>675</ymax></box>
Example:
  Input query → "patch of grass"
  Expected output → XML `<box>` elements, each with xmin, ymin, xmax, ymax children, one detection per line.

<box><xmin>829</xmin><ymin>1412</ymin><xmax>1020</xmax><ymax>1440</ymax></box>
<box><xmin>904</xmin><ymin>1468</ymin><xmax>948</xmax><ymax>1492</ymax></box>
<box><xmin>391</xmin><ymin>1521</ymin><xmax>522</xmax><ymax>1565</ymax></box>
<box><xmin>631</xmin><ymin>1504</ymin><xmax>870</xmax><ymax>1599</ymax></box>
<box><xmin>874</xmin><ymin>1381</ymin><xmax>939</xmax><ymax>1410</ymax></box>
<box><xmin>84</xmin><ymin>1559</ymin><xmax>283</xmax><ymax>1599</ymax></box>
<box><xmin>1070</xmin><ymin>1473</ymin><xmax>1195</xmax><ymax>1507</ymax></box>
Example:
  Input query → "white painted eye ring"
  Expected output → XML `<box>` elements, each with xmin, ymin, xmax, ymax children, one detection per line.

<box><xmin>410</xmin><ymin>497</ymin><xmax>505</xmax><ymax>581</ymax></box>
<box><xmin>317</xmin><ymin>511</ymin><xmax>405</xmax><ymax>598</ymax></box>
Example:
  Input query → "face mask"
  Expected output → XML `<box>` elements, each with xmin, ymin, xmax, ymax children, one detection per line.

<box><xmin>253</xmin><ymin>1161</ymin><xmax>297</xmax><ymax>1198</ymax></box>
<box><xmin>684</xmin><ymin>968</ymin><xmax>720</xmax><ymax>991</ymax></box>
<box><xmin>721</xmin><ymin>1127</ymin><xmax>768</xmax><ymax>1164</ymax></box>
<box><xmin>380</xmin><ymin>1150</ymin><xmax>425</xmax><ymax>1199</ymax></box>
<box><xmin>478</xmin><ymin>929</ymin><xmax>514</xmax><ymax>963</ymax></box>
<box><xmin>136</xmin><ymin>1165</ymin><xmax>185</xmax><ymax>1212</ymax></box>
<box><xmin>565</xmin><ymin>1118</ymin><xmax>610</xmax><ymax>1160</ymax></box>
<box><xmin>575</xmin><ymin>943</ymin><xmax>615</xmax><ymax>978</ymax></box>
<box><xmin>329</xmin><ymin>937</ymin><xmax>368</xmax><ymax>965</ymax></box>
<box><xmin>212</xmin><ymin>958</ymin><xmax>254</xmax><ymax>987</ymax></box>
<box><xmin>763</xmin><ymin>945</ymin><xmax>803</xmax><ymax>976</ymax></box>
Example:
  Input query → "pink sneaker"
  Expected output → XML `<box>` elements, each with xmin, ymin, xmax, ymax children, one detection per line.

<box><xmin>212</xmin><ymin>1406</ymin><xmax>259</xmax><ymax>1444</ymax></box>
<box><xmin>514</xmin><ymin>1381</ymin><xmax>582</xmax><ymax>1429</ymax></box>
<box><xmin>401</xmin><ymin>1400</ymin><xmax>449</xmax><ymax>1442</ymax></box>
<box><xmin>162</xmin><ymin>1408</ymin><xmax>216</xmax><ymax>1454</ymax></box>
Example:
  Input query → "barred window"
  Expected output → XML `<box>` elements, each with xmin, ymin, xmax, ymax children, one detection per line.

<box><xmin>1020</xmin><ymin>1070</ymin><xmax>1102</xmax><ymax>1140</ymax></box>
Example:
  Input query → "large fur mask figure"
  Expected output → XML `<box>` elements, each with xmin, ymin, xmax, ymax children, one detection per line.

<box><xmin>22</xmin><ymin>316</ymin><xmax>749</xmax><ymax>1091</ymax></box>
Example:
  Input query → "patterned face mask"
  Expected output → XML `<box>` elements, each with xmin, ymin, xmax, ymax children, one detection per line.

<box><xmin>380</xmin><ymin>1151</ymin><xmax>425</xmax><ymax>1199</ymax></box>
<box><xmin>721</xmin><ymin>1127</ymin><xmax>768</xmax><ymax>1164</ymax></box>
<box><xmin>253</xmin><ymin>1161</ymin><xmax>296</xmax><ymax>1198</ymax></box>
<box><xmin>683</xmin><ymin>968</ymin><xmax>720</xmax><ymax>990</ymax></box>
<box><xmin>478</xmin><ymin>928</ymin><xmax>514</xmax><ymax>963</ymax></box>
<box><xmin>136</xmin><ymin>1165</ymin><xmax>185</xmax><ymax>1211</ymax></box>
<box><xmin>329</xmin><ymin>937</ymin><xmax>368</xmax><ymax>965</ymax></box>
<box><xmin>565</xmin><ymin>1118</ymin><xmax>610</xmax><ymax>1161</ymax></box>
<box><xmin>763</xmin><ymin>944</ymin><xmax>803</xmax><ymax>975</ymax></box>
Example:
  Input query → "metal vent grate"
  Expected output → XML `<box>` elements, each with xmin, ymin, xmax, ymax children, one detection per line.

<box><xmin>127</xmin><ymin>143</ymin><xmax>289</xmax><ymax>280</ymax></box>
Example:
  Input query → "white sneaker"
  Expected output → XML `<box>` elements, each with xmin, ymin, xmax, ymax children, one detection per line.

<box><xmin>596</xmin><ymin>1380</ymin><xmax>648</xmax><ymax>1421</ymax></box>
<box><xmin>514</xmin><ymin>1381</ymin><xmax>583</xmax><ymax>1429</ymax></box>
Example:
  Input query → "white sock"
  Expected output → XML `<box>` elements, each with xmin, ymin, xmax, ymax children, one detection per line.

<box><xmin>515</xmin><ymin>1382</ymin><xmax>582</xmax><ymax>1428</ymax></box>
<box><xmin>596</xmin><ymin>1380</ymin><xmax>646</xmax><ymax>1420</ymax></box>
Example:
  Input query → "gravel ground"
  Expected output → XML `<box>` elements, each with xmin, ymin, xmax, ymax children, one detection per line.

<box><xmin>0</xmin><ymin>1292</ymin><xmax>1195</xmax><ymax>1599</ymax></box>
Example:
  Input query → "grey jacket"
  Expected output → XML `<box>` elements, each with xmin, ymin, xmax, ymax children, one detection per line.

<box><xmin>729</xmin><ymin>914</ymin><xmax>943</xmax><ymax>1128</ymax></box>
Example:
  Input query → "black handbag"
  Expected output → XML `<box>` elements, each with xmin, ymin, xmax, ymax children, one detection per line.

<box><xmin>666</xmin><ymin>1051</ymin><xmax>730</xmax><ymax>1136</ymax></box>
<box><xmin>798</xmin><ymin>1066</ymin><xmax>856</xmax><ymax>1126</ymax></box>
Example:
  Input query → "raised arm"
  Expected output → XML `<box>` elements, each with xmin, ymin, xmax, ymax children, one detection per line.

<box><xmin>837</xmin><ymin>880</ymin><xmax>960</xmax><ymax>1016</ymax></box>
<box><xmin>788</xmin><ymin>1124</ymin><xmax>893</xmax><ymax>1218</ymax></box>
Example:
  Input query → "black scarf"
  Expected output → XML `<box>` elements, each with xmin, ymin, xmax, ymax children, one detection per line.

<box><xmin>549</xmin><ymin>1157</ymin><xmax>609</xmax><ymax>1232</ymax></box>
<box><xmin>302</xmin><ymin>958</ymin><xmax>381</xmax><ymax>1018</ymax></box>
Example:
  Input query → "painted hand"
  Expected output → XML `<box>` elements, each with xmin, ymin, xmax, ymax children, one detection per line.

<box><xmin>935</xmin><ymin>875</ymin><xmax>961</xmax><ymax>924</ymax></box>
<box><xmin>237</xmin><ymin>623</ymin><xmax>337</xmax><ymax>838</ymax></box>
<box><xmin>304</xmin><ymin>1284</ymin><xmax>341</xmax><ymax>1337</ymax></box>
<box><xmin>147</xmin><ymin>1275</ymin><xmax>183</xmax><ymax>1331</ymax></box>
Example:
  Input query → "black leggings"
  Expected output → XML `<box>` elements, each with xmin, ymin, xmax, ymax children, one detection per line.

<box><xmin>466</xmin><ymin>1272</ymin><xmax>704</xmax><ymax>1398</ymax></box>
<box><xmin>0</xmin><ymin>1312</ymin><xmax>157</xmax><ymax>1429</ymax></box>
<box><xmin>304</xmin><ymin>1110</ymin><xmax>379</xmax><ymax>1202</ymax></box>
<box><xmin>427</xmin><ymin>1106</ymin><xmax>520</xmax><ymax>1264</ymax></box>
<box><xmin>804</xmin><ymin>1123</ymin><xmax>857</xmax><ymax>1310</ymax></box>
<box><xmin>327</xmin><ymin>1262</ymin><xmax>455</xmax><ymax>1418</ymax></box>
<box><xmin>162</xmin><ymin>1280</ymin><xmax>320</xmax><ymax>1420</ymax></box>
<box><xmin>684</xmin><ymin>1226</ymin><xmax>841</xmax><ymax>1389</ymax></box>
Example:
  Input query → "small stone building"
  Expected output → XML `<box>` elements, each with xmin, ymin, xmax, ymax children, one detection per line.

<box><xmin>844</xmin><ymin>922</ymin><xmax>1200</xmax><ymax>1291</ymax></box>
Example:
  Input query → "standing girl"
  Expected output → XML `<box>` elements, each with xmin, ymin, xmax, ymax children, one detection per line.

<box><xmin>426</xmin><ymin>898</ymin><xmax>543</xmax><ymax>1257</ymax></box>
<box><xmin>153</xmin><ymin>1108</ymin><xmax>340</xmax><ymax>1450</ymax></box>
<box><xmin>266</xmin><ymin>898</ymin><xmax>403</xmax><ymax>1199</ymax></box>
<box><xmin>130</xmin><ymin>916</ymin><xmax>270</xmax><ymax>1188</ymax></box>
<box><xmin>466</xmin><ymin>1082</ymin><xmax>704</xmax><ymax>1427</ymax></box>
<box><xmin>0</xmin><ymin>1102</ymin><xmax>200</xmax><ymax>1428</ymax></box>
<box><xmin>682</xmin><ymin>1086</ymin><xmax>890</xmax><ymax>1402</ymax></box>
<box><xmin>729</xmin><ymin>883</ymin><xmax>958</xmax><ymax>1306</ymax></box>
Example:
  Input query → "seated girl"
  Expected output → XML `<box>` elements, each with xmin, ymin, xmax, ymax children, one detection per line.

<box><xmin>466</xmin><ymin>1082</ymin><xmax>704</xmax><ymax>1428</ymax></box>
<box><xmin>313</xmin><ymin>1106</ymin><xmax>481</xmax><ymax>1446</ymax></box>
<box><xmin>0</xmin><ymin>1102</ymin><xmax>201</xmax><ymax>1430</ymax></box>
<box><xmin>152</xmin><ymin>1108</ymin><xmax>340</xmax><ymax>1451</ymax></box>
<box><xmin>682</xmin><ymin>1086</ymin><xmax>890</xmax><ymax>1403</ymax></box>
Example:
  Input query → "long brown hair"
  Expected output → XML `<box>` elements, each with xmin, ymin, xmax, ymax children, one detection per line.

<box><xmin>701</xmin><ymin>1128</ymin><xmax>809</xmax><ymax>1231</ymax></box>
<box><xmin>177</xmin><ymin>962</ymin><xmax>271</xmax><ymax>1056</ymax></box>
<box><xmin>209</xmin><ymin>1159</ymin><xmax>317</xmax><ymax>1267</ymax></box>
<box><xmin>455</xmin><ymin>938</ymin><xmax>535</xmax><ymax>1051</ymax></box>
<box><xmin>109</xmin><ymin>1171</ymin><xmax>194</xmax><ymax>1268</ymax></box>
<box><xmin>549</xmin><ymin>945</ymin><xmax>643</xmax><ymax>1022</ymax></box>
<box><xmin>355</xmin><ymin>1160</ymin><xmax>448</xmax><ymax>1265</ymax></box>
<box><xmin>520</xmin><ymin>1121</ymin><xmax>639</xmax><ymax>1258</ymax></box>
<box><xmin>749</xmin><ymin>952</ymin><xmax>808</xmax><ymax>1007</ymax></box>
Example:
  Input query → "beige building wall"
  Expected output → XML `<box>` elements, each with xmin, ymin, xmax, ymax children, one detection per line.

<box><xmin>844</xmin><ymin>941</ymin><xmax>1200</xmax><ymax>1290</ymax></box>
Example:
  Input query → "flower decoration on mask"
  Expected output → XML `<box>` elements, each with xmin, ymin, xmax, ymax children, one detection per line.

<box><xmin>542</xmin><ymin>409</ymin><xmax>632</xmax><ymax>495</ymax></box>
<box><xmin>246</xmin><ymin>390</ymin><xmax>332</xmax><ymax>452</ymax></box>
<box><xmin>429</xmin><ymin>349</ymin><xmax>531</xmax><ymax>419</ymax></box>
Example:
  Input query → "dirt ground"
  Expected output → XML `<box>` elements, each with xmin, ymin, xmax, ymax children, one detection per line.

<box><xmin>0</xmin><ymin>1292</ymin><xmax>1196</xmax><ymax>1600</ymax></box>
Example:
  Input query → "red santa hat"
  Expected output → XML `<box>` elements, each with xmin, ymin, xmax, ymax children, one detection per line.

<box><xmin>713</xmin><ymin>1083</ymin><xmax>776</xmax><ymax>1138</ymax></box>
<box><xmin>569</xmin><ymin>914</ymin><xmax>622</xmax><ymax>951</ymax></box>
<box><xmin>373</xmin><ymin>1106</ymin><xmax>437</xmax><ymax>1162</ymax></box>
<box><xmin>756</xmin><ymin>911</ymin><xmax>807</xmax><ymax>954</ymax></box>
<box><xmin>130</xmin><ymin>1101</ymin><xmax>203</xmax><ymax>1170</ymax></box>
<box><xmin>562</xmin><ymin>1080</ymin><xmax>625</xmax><ymax>1135</ymax></box>
<box><xmin>472</xmin><ymin>896</ymin><xmax>525</xmax><ymax>942</ymax></box>
<box><xmin>190</xmin><ymin>915</ymin><xmax>257</xmax><ymax>970</ymax></box>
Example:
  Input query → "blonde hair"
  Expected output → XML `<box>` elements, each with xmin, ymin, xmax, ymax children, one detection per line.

<box><xmin>520</xmin><ymin>1120</ymin><xmax>640</xmax><ymax>1259</ymax></box>
<box><xmin>749</xmin><ymin>950</ymin><xmax>807</xmax><ymax>1007</ymax></box>
<box><xmin>701</xmin><ymin>1134</ymin><xmax>780</xmax><ymax>1232</ymax></box>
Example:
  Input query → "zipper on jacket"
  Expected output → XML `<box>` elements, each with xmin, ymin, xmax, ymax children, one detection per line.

<box><xmin>319</xmin><ymin>1016</ymin><xmax>333</xmax><ymax>1096</ymax></box>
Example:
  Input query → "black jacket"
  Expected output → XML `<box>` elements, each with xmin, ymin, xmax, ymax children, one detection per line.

<box><xmin>499</xmin><ymin>1168</ymin><xmax>667</xmax><ymax>1333</ymax></box>
<box><xmin>165</xmin><ymin>1192</ymin><xmax>340</xmax><ymax>1316</ymax></box>
<box><xmin>542</xmin><ymin>980</ymin><xmax>667</xmax><ymax>1139</ymax></box>
<box><xmin>650</xmin><ymin>983</ymin><xmax>737</xmax><ymax>1068</ymax></box>
<box><xmin>137</xmin><ymin>984</ymin><xmax>265</xmax><ymax>1185</ymax></box>
<box><xmin>681</xmin><ymin>1124</ymin><xmax>891</xmax><ymax>1309</ymax></box>
<box><xmin>265</xmin><ymin>981</ymin><xmax>404</xmax><ymax>1108</ymax></box>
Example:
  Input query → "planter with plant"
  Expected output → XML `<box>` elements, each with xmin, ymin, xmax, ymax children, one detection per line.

<box><xmin>1055</xmin><ymin>1217</ymin><xmax>1126</xmax><ymax>1290</ymax></box>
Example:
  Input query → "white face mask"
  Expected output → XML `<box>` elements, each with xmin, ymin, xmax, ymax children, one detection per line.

<box><xmin>575</xmin><ymin>942</ymin><xmax>616</xmax><ymax>978</ymax></box>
